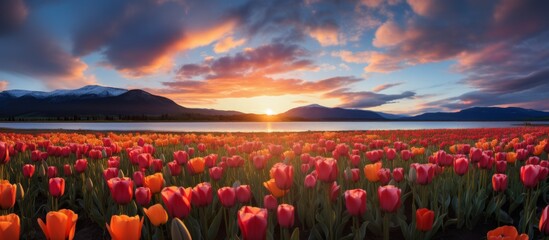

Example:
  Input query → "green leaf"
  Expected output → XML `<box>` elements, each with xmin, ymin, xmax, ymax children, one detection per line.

<box><xmin>359</xmin><ymin>221</ymin><xmax>369</xmax><ymax>240</ymax></box>
<box><xmin>207</xmin><ymin>208</ymin><xmax>223</xmax><ymax>240</ymax></box>
<box><xmin>497</xmin><ymin>209</ymin><xmax>514</xmax><ymax>224</ymax></box>
<box><xmin>290</xmin><ymin>228</ymin><xmax>300</xmax><ymax>240</ymax></box>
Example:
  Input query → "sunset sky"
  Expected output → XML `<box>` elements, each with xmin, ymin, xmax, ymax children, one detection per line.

<box><xmin>1</xmin><ymin>0</ymin><xmax>548</xmax><ymax>115</ymax></box>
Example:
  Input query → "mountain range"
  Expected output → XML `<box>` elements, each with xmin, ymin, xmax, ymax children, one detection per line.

<box><xmin>1</xmin><ymin>85</ymin><xmax>548</xmax><ymax>121</ymax></box>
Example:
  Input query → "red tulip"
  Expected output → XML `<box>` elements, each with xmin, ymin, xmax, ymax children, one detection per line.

<box><xmin>107</xmin><ymin>177</ymin><xmax>134</xmax><ymax>205</ymax></box>
<box><xmin>345</xmin><ymin>189</ymin><xmax>367</xmax><ymax>216</ymax></box>
<box><xmin>133</xmin><ymin>171</ymin><xmax>145</xmax><ymax>187</ymax></box>
<box><xmin>263</xmin><ymin>195</ymin><xmax>277</xmax><ymax>211</ymax></box>
<box><xmin>271</xmin><ymin>164</ymin><xmax>294</xmax><ymax>190</ymax></box>
<box><xmin>47</xmin><ymin>166</ymin><xmax>57</xmax><ymax>178</ymax></box>
<box><xmin>137</xmin><ymin>153</ymin><xmax>153</xmax><ymax>169</ymax></box>
<box><xmin>386</xmin><ymin>148</ymin><xmax>396</xmax><ymax>161</ymax></box>
<box><xmin>63</xmin><ymin>164</ymin><xmax>72</xmax><ymax>176</ymax></box>
<box><xmin>236</xmin><ymin>185</ymin><xmax>252</xmax><ymax>203</ymax></box>
<box><xmin>540</xmin><ymin>205</ymin><xmax>549</xmax><ymax>235</ymax></box>
<box><xmin>277</xmin><ymin>204</ymin><xmax>295</xmax><ymax>228</ymax></box>
<box><xmin>315</xmin><ymin>158</ymin><xmax>338</xmax><ymax>183</ymax></box>
<box><xmin>378</xmin><ymin>185</ymin><xmax>401</xmax><ymax>213</ymax></box>
<box><xmin>495</xmin><ymin>160</ymin><xmax>507</xmax><ymax>173</ymax></box>
<box><xmin>416</xmin><ymin>208</ymin><xmax>435</xmax><ymax>231</ymax></box>
<box><xmin>238</xmin><ymin>206</ymin><xmax>268</xmax><ymax>240</ymax></box>
<box><xmin>0</xmin><ymin>142</ymin><xmax>9</xmax><ymax>164</ymax></box>
<box><xmin>393</xmin><ymin>168</ymin><xmax>404</xmax><ymax>182</ymax></box>
<box><xmin>192</xmin><ymin>182</ymin><xmax>212</xmax><ymax>207</ymax></box>
<box><xmin>23</xmin><ymin>164</ymin><xmax>35</xmax><ymax>178</ymax></box>
<box><xmin>103</xmin><ymin>168</ymin><xmax>119</xmax><ymax>181</ymax></box>
<box><xmin>304</xmin><ymin>174</ymin><xmax>317</xmax><ymax>188</ymax></box>
<box><xmin>75</xmin><ymin>159</ymin><xmax>88</xmax><ymax>174</ymax></box>
<box><xmin>411</xmin><ymin>163</ymin><xmax>435</xmax><ymax>185</ymax></box>
<box><xmin>377</xmin><ymin>168</ymin><xmax>391</xmax><ymax>185</ymax></box>
<box><xmin>218</xmin><ymin>187</ymin><xmax>236</xmax><ymax>208</ymax></box>
<box><xmin>49</xmin><ymin>177</ymin><xmax>65</xmax><ymax>198</ymax></box>
<box><xmin>469</xmin><ymin>147</ymin><xmax>483</xmax><ymax>162</ymax></box>
<box><xmin>152</xmin><ymin>159</ymin><xmax>163</xmax><ymax>172</ymax></box>
<box><xmin>520</xmin><ymin>164</ymin><xmax>540</xmax><ymax>188</ymax></box>
<box><xmin>401</xmin><ymin>150</ymin><xmax>412</xmax><ymax>161</ymax></box>
<box><xmin>350</xmin><ymin>155</ymin><xmax>361</xmax><ymax>167</ymax></box>
<box><xmin>135</xmin><ymin>187</ymin><xmax>151</xmax><ymax>206</ymax></box>
<box><xmin>209</xmin><ymin>167</ymin><xmax>223</xmax><ymax>181</ymax></box>
<box><xmin>205</xmin><ymin>154</ymin><xmax>217</xmax><ymax>168</ymax></box>
<box><xmin>453</xmin><ymin>157</ymin><xmax>469</xmax><ymax>176</ymax></box>
<box><xmin>161</xmin><ymin>186</ymin><xmax>192</xmax><ymax>219</ymax></box>
<box><xmin>329</xmin><ymin>182</ymin><xmax>340</xmax><ymax>203</ymax></box>
<box><xmin>344</xmin><ymin>168</ymin><xmax>360</xmax><ymax>183</ymax></box>
<box><xmin>492</xmin><ymin>174</ymin><xmax>508</xmax><ymax>192</ymax></box>
<box><xmin>168</xmin><ymin>161</ymin><xmax>181</xmax><ymax>176</ymax></box>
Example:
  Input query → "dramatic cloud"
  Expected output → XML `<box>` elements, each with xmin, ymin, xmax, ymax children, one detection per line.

<box><xmin>176</xmin><ymin>43</ymin><xmax>317</xmax><ymax>79</ymax></box>
<box><xmin>153</xmin><ymin>42</ymin><xmax>363</xmax><ymax>104</ymax></box>
<box><xmin>71</xmin><ymin>0</ymin><xmax>238</xmax><ymax>76</ymax></box>
<box><xmin>373</xmin><ymin>82</ymin><xmax>402</xmax><ymax>92</ymax></box>
<box><xmin>0</xmin><ymin>81</ymin><xmax>7</xmax><ymax>91</ymax></box>
<box><xmin>0</xmin><ymin>28</ymin><xmax>92</xmax><ymax>89</ymax></box>
<box><xmin>325</xmin><ymin>89</ymin><xmax>415</xmax><ymax>108</ymax></box>
<box><xmin>332</xmin><ymin>50</ymin><xmax>405</xmax><ymax>73</ymax></box>
<box><xmin>214</xmin><ymin>36</ymin><xmax>246</xmax><ymax>53</ymax></box>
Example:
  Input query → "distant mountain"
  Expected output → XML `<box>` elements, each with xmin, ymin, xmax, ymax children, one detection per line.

<box><xmin>277</xmin><ymin>104</ymin><xmax>387</xmax><ymax>121</ymax></box>
<box><xmin>406</xmin><ymin>107</ymin><xmax>549</xmax><ymax>121</ymax></box>
<box><xmin>0</xmin><ymin>85</ymin><xmax>241</xmax><ymax>120</ymax></box>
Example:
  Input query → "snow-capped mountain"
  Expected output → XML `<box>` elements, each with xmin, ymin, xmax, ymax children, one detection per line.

<box><xmin>2</xmin><ymin>85</ymin><xmax>128</xmax><ymax>98</ymax></box>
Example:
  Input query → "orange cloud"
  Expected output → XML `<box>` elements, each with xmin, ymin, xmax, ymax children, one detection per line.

<box><xmin>214</xmin><ymin>36</ymin><xmax>246</xmax><ymax>53</ymax></box>
<box><xmin>308</xmin><ymin>25</ymin><xmax>341</xmax><ymax>46</ymax></box>
<box><xmin>332</xmin><ymin>50</ymin><xmax>404</xmax><ymax>73</ymax></box>
<box><xmin>0</xmin><ymin>81</ymin><xmax>7</xmax><ymax>91</ymax></box>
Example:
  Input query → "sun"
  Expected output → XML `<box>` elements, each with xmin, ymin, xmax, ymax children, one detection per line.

<box><xmin>265</xmin><ymin>108</ymin><xmax>274</xmax><ymax>115</ymax></box>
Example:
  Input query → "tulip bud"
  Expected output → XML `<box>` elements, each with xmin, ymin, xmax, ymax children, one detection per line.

<box><xmin>264</xmin><ymin>195</ymin><xmax>278</xmax><ymax>211</ymax></box>
<box><xmin>277</xmin><ymin>204</ymin><xmax>295</xmax><ymax>228</ymax></box>
<box><xmin>171</xmin><ymin>218</ymin><xmax>192</xmax><ymax>240</ymax></box>
<box><xmin>16</xmin><ymin>183</ymin><xmax>24</xmax><ymax>200</ymax></box>
<box><xmin>86</xmin><ymin>178</ymin><xmax>94</xmax><ymax>192</ymax></box>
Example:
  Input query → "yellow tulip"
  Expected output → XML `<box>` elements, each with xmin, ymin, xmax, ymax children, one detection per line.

<box><xmin>0</xmin><ymin>213</ymin><xmax>20</xmax><ymax>240</ymax></box>
<box><xmin>143</xmin><ymin>204</ymin><xmax>168</xmax><ymax>226</ymax></box>
<box><xmin>106</xmin><ymin>215</ymin><xmax>143</xmax><ymax>240</ymax></box>
<box><xmin>37</xmin><ymin>209</ymin><xmax>78</xmax><ymax>240</ymax></box>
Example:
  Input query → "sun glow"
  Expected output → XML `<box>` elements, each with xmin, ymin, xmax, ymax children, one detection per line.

<box><xmin>265</xmin><ymin>108</ymin><xmax>274</xmax><ymax>115</ymax></box>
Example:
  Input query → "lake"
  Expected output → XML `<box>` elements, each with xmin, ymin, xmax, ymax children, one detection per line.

<box><xmin>0</xmin><ymin>121</ymin><xmax>546</xmax><ymax>132</ymax></box>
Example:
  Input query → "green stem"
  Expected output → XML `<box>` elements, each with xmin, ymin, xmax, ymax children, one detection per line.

<box><xmin>383</xmin><ymin>213</ymin><xmax>390</xmax><ymax>240</ymax></box>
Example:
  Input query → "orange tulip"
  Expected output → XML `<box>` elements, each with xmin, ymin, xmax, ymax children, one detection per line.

<box><xmin>187</xmin><ymin>157</ymin><xmax>205</xmax><ymax>174</ymax></box>
<box><xmin>143</xmin><ymin>204</ymin><xmax>168</xmax><ymax>226</ymax></box>
<box><xmin>106</xmin><ymin>215</ymin><xmax>143</xmax><ymax>240</ymax></box>
<box><xmin>0</xmin><ymin>213</ymin><xmax>20</xmax><ymax>239</ymax></box>
<box><xmin>487</xmin><ymin>225</ymin><xmax>528</xmax><ymax>240</ymax></box>
<box><xmin>263</xmin><ymin>179</ymin><xmax>289</xmax><ymax>198</ymax></box>
<box><xmin>506</xmin><ymin>152</ymin><xmax>517</xmax><ymax>164</ymax></box>
<box><xmin>364</xmin><ymin>162</ymin><xmax>382</xmax><ymax>182</ymax></box>
<box><xmin>143</xmin><ymin>173</ymin><xmax>164</xmax><ymax>194</ymax></box>
<box><xmin>0</xmin><ymin>180</ymin><xmax>16</xmax><ymax>210</ymax></box>
<box><xmin>37</xmin><ymin>209</ymin><xmax>78</xmax><ymax>240</ymax></box>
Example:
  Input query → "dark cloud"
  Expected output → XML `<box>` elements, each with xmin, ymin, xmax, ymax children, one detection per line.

<box><xmin>176</xmin><ymin>43</ymin><xmax>315</xmax><ymax>79</ymax></box>
<box><xmin>325</xmin><ymin>88</ymin><xmax>415</xmax><ymax>108</ymax></box>
<box><xmin>0</xmin><ymin>26</ymin><xmax>91</xmax><ymax>88</ymax></box>
<box><xmin>0</xmin><ymin>0</ymin><xmax>27</xmax><ymax>35</ymax></box>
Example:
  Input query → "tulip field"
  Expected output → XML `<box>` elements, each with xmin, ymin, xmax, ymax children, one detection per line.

<box><xmin>1</xmin><ymin>127</ymin><xmax>549</xmax><ymax>240</ymax></box>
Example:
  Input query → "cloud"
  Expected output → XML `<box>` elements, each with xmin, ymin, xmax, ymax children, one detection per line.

<box><xmin>325</xmin><ymin>88</ymin><xmax>416</xmax><ymax>108</ymax></box>
<box><xmin>0</xmin><ymin>81</ymin><xmax>7</xmax><ymax>91</ymax></box>
<box><xmin>0</xmin><ymin>0</ymin><xmax>27</xmax><ymax>35</ymax></box>
<box><xmin>308</xmin><ymin>23</ymin><xmax>341</xmax><ymax>46</ymax></box>
<box><xmin>332</xmin><ymin>50</ymin><xmax>405</xmax><ymax>73</ymax></box>
<box><xmin>0</xmin><ymin>27</ymin><xmax>93</xmax><ymax>89</ymax></box>
<box><xmin>71</xmin><ymin>0</ymin><xmax>238</xmax><ymax>76</ymax></box>
<box><xmin>176</xmin><ymin>43</ymin><xmax>317</xmax><ymax>79</ymax></box>
<box><xmin>372</xmin><ymin>82</ymin><xmax>402</xmax><ymax>92</ymax></box>
<box><xmin>214</xmin><ymin>36</ymin><xmax>246</xmax><ymax>53</ymax></box>
<box><xmin>152</xmin><ymin>42</ymin><xmax>363</xmax><ymax>104</ymax></box>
